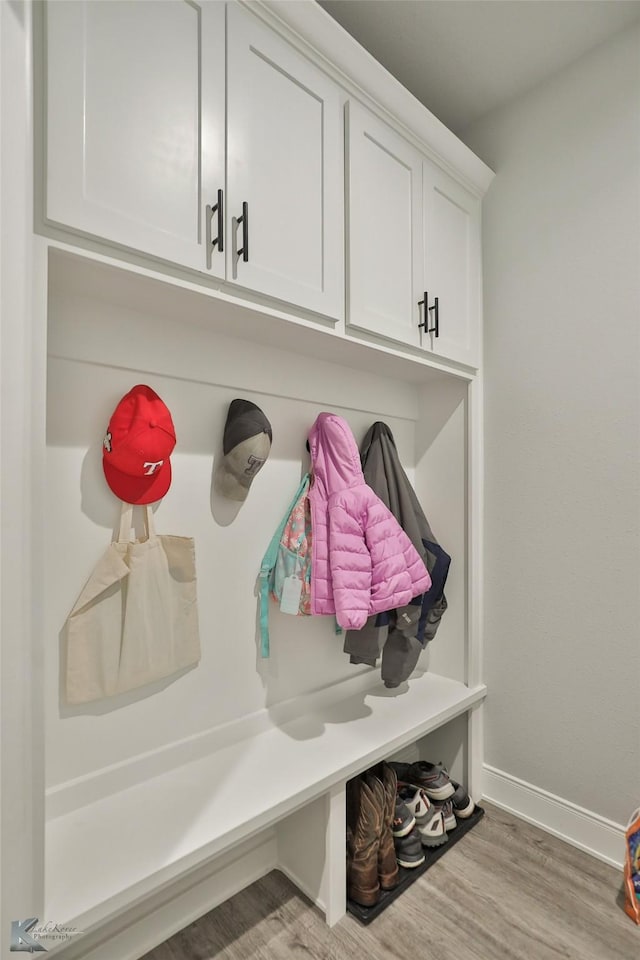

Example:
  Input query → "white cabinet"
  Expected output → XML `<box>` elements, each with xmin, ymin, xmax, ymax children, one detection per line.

<box><xmin>44</xmin><ymin>3</ymin><xmax>482</xmax><ymax>344</ymax></box>
<box><xmin>46</xmin><ymin>0</ymin><xmax>225</xmax><ymax>275</ymax></box>
<box><xmin>345</xmin><ymin>101</ymin><xmax>423</xmax><ymax>348</ymax></box>
<box><xmin>345</xmin><ymin>101</ymin><xmax>482</xmax><ymax>367</ymax></box>
<box><xmin>422</xmin><ymin>161</ymin><xmax>481</xmax><ymax>367</ymax></box>
<box><xmin>226</xmin><ymin>5</ymin><xmax>343</xmax><ymax>318</ymax></box>
<box><xmin>45</xmin><ymin>1</ymin><xmax>344</xmax><ymax>320</ymax></box>
<box><xmin>8</xmin><ymin>0</ymin><xmax>493</xmax><ymax>951</ymax></box>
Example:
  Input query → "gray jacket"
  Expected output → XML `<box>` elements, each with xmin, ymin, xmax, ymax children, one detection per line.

<box><xmin>344</xmin><ymin>422</ymin><xmax>450</xmax><ymax>687</ymax></box>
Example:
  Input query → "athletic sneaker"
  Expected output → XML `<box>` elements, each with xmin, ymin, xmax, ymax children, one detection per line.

<box><xmin>393</xmin><ymin>825</ymin><xmax>425</xmax><ymax>869</ymax></box>
<box><xmin>397</xmin><ymin>785</ymin><xmax>448</xmax><ymax>847</ymax></box>
<box><xmin>451</xmin><ymin>782</ymin><xmax>475</xmax><ymax>819</ymax></box>
<box><xmin>391</xmin><ymin>761</ymin><xmax>455</xmax><ymax>801</ymax></box>
<box><xmin>392</xmin><ymin>795</ymin><xmax>416</xmax><ymax>838</ymax></box>
<box><xmin>396</xmin><ymin>784</ymin><xmax>432</xmax><ymax>826</ymax></box>
<box><xmin>432</xmin><ymin>799</ymin><xmax>457</xmax><ymax>831</ymax></box>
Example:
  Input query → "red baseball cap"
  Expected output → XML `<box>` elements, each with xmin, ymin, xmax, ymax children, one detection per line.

<box><xmin>102</xmin><ymin>385</ymin><xmax>176</xmax><ymax>504</ymax></box>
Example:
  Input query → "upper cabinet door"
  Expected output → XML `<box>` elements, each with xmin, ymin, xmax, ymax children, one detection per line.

<box><xmin>345</xmin><ymin>101</ymin><xmax>423</xmax><ymax>349</ymax></box>
<box><xmin>46</xmin><ymin>0</ymin><xmax>225</xmax><ymax>276</ymax></box>
<box><xmin>422</xmin><ymin>161</ymin><xmax>481</xmax><ymax>367</ymax></box>
<box><xmin>225</xmin><ymin>4</ymin><xmax>343</xmax><ymax>320</ymax></box>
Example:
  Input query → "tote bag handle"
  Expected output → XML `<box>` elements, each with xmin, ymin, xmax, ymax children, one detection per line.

<box><xmin>118</xmin><ymin>501</ymin><xmax>156</xmax><ymax>543</ymax></box>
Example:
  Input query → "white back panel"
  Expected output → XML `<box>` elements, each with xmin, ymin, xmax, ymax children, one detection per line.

<box><xmin>45</xmin><ymin>287</ymin><xmax>418</xmax><ymax>788</ymax></box>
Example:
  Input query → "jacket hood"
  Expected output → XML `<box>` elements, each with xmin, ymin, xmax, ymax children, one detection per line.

<box><xmin>360</xmin><ymin>421</ymin><xmax>395</xmax><ymax>465</ymax></box>
<box><xmin>308</xmin><ymin>413</ymin><xmax>364</xmax><ymax>499</ymax></box>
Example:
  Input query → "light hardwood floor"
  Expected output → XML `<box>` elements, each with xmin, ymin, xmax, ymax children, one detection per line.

<box><xmin>142</xmin><ymin>804</ymin><xmax>638</xmax><ymax>960</ymax></box>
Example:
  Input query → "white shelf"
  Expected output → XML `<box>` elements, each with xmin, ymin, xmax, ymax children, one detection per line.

<box><xmin>45</xmin><ymin>671</ymin><xmax>486</xmax><ymax>930</ymax></box>
<box><xmin>46</xmin><ymin>243</ymin><xmax>475</xmax><ymax>387</ymax></box>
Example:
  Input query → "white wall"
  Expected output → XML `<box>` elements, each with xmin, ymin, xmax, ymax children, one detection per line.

<box><xmin>464</xmin><ymin>24</ymin><xmax>640</xmax><ymax>826</ymax></box>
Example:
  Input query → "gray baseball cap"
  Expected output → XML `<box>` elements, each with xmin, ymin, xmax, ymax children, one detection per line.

<box><xmin>217</xmin><ymin>399</ymin><xmax>272</xmax><ymax>501</ymax></box>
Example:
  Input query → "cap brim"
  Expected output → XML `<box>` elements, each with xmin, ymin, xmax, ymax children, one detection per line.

<box><xmin>103</xmin><ymin>458</ymin><xmax>172</xmax><ymax>505</ymax></box>
<box><xmin>215</xmin><ymin>464</ymin><xmax>251</xmax><ymax>502</ymax></box>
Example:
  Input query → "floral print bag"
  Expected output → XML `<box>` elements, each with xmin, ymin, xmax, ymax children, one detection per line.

<box><xmin>258</xmin><ymin>474</ymin><xmax>311</xmax><ymax>657</ymax></box>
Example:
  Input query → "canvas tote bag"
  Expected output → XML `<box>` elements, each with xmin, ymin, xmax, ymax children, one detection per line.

<box><xmin>65</xmin><ymin>503</ymin><xmax>200</xmax><ymax>704</ymax></box>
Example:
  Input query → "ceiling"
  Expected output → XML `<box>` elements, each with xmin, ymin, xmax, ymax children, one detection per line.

<box><xmin>318</xmin><ymin>0</ymin><xmax>640</xmax><ymax>134</ymax></box>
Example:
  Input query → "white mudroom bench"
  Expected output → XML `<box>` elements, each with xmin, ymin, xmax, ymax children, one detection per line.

<box><xmin>45</xmin><ymin>670</ymin><xmax>485</xmax><ymax>957</ymax></box>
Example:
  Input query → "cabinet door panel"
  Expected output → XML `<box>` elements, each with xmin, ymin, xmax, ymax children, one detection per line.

<box><xmin>346</xmin><ymin>102</ymin><xmax>423</xmax><ymax>348</ymax></box>
<box><xmin>226</xmin><ymin>4</ymin><xmax>343</xmax><ymax>319</ymax></box>
<box><xmin>423</xmin><ymin>162</ymin><xmax>480</xmax><ymax>366</ymax></box>
<box><xmin>46</xmin><ymin>0</ymin><xmax>224</xmax><ymax>275</ymax></box>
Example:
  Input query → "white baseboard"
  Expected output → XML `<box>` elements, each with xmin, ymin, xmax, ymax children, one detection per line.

<box><xmin>51</xmin><ymin>832</ymin><xmax>277</xmax><ymax>960</ymax></box>
<box><xmin>483</xmin><ymin>764</ymin><xmax>626</xmax><ymax>869</ymax></box>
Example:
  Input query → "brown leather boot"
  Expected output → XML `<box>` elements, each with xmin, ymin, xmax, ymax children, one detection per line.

<box><xmin>370</xmin><ymin>765</ymin><xmax>400</xmax><ymax>891</ymax></box>
<box><xmin>346</xmin><ymin>777</ymin><xmax>381</xmax><ymax>906</ymax></box>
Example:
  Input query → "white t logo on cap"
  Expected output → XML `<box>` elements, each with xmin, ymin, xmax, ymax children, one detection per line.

<box><xmin>143</xmin><ymin>460</ymin><xmax>164</xmax><ymax>475</ymax></box>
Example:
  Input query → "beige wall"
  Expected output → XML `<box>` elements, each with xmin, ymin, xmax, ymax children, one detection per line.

<box><xmin>463</xmin><ymin>23</ymin><xmax>640</xmax><ymax>825</ymax></box>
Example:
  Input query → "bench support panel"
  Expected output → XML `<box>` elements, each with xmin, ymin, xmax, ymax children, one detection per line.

<box><xmin>277</xmin><ymin>783</ymin><xmax>346</xmax><ymax>927</ymax></box>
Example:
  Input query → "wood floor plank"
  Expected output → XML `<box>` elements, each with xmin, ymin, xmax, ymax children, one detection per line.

<box><xmin>141</xmin><ymin>804</ymin><xmax>639</xmax><ymax>960</ymax></box>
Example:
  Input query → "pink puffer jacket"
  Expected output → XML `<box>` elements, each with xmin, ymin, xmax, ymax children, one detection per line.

<box><xmin>308</xmin><ymin>413</ymin><xmax>431</xmax><ymax>630</ymax></box>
